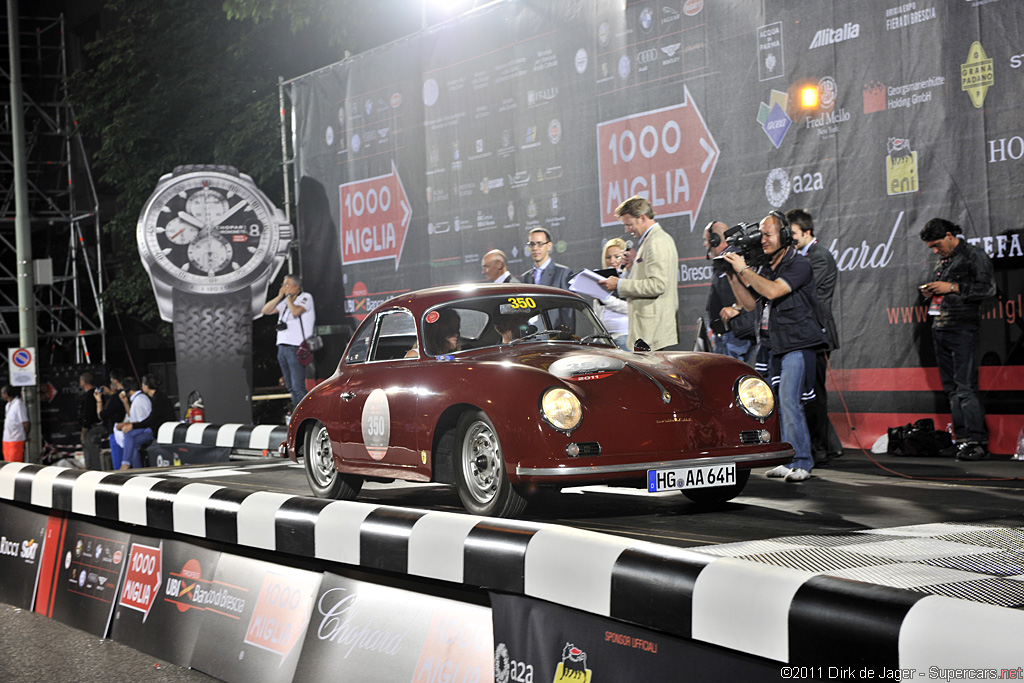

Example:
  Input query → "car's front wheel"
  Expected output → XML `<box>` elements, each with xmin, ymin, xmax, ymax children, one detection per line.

<box><xmin>681</xmin><ymin>468</ymin><xmax>751</xmax><ymax>505</ymax></box>
<box><xmin>454</xmin><ymin>410</ymin><xmax>527</xmax><ymax>518</ymax></box>
<box><xmin>303</xmin><ymin>420</ymin><xmax>362</xmax><ymax>500</ymax></box>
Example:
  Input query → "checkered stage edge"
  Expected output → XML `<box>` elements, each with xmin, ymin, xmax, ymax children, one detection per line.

<box><xmin>155</xmin><ymin>422</ymin><xmax>289</xmax><ymax>452</ymax></box>
<box><xmin>0</xmin><ymin>460</ymin><xmax>1020</xmax><ymax>671</ymax></box>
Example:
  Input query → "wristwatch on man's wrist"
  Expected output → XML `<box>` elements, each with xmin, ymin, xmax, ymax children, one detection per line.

<box><xmin>137</xmin><ymin>164</ymin><xmax>293</xmax><ymax>422</ymax></box>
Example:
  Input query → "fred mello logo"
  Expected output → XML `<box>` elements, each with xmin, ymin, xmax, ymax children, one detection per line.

<box><xmin>809</xmin><ymin>21</ymin><xmax>860</xmax><ymax>49</ymax></box>
<box><xmin>885</xmin><ymin>138</ymin><xmax>918</xmax><ymax>195</ymax></box>
<box><xmin>961</xmin><ymin>41</ymin><xmax>993</xmax><ymax>108</ymax></box>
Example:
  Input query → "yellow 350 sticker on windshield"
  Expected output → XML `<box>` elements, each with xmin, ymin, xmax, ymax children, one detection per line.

<box><xmin>506</xmin><ymin>296</ymin><xmax>536</xmax><ymax>309</ymax></box>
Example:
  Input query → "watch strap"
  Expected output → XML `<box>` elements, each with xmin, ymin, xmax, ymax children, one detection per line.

<box><xmin>172</xmin><ymin>164</ymin><xmax>240</xmax><ymax>177</ymax></box>
<box><xmin>173</xmin><ymin>288</ymin><xmax>253</xmax><ymax>424</ymax></box>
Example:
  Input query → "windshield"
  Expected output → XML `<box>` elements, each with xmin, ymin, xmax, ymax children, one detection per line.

<box><xmin>421</xmin><ymin>293</ymin><xmax>613</xmax><ymax>356</ymax></box>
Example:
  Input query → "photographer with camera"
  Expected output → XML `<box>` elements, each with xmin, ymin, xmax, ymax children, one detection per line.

<box><xmin>725</xmin><ymin>211</ymin><xmax>828</xmax><ymax>483</ymax></box>
<box><xmin>262</xmin><ymin>274</ymin><xmax>316</xmax><ymax>411</ymax></box>
<box><xmin>704</xmin><ymin>221</ymin><xmax>757</xmax><ymax>362</ymax></box>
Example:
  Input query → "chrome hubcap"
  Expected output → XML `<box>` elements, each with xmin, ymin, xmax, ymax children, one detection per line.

<box><xmin>462</xmin><ymin>421</ymin><xmax>500</xmax><ymax>504</ymax></box>
<box><xmin>309</xmin><ymin>426</ymin><xmax>335</xmax><ymax>487</ymax></box>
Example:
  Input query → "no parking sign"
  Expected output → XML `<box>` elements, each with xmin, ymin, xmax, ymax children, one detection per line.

<box><xmin>7</xmin><ymin>347</ymin><xmax>36</xmax><ymax>387</ymax></box>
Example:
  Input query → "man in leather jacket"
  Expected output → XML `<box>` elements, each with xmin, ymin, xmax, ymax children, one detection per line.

<box><xmin>919</xmin><ymin>218</ymin><xmax>995</xmax><ymax>461</ymax></box>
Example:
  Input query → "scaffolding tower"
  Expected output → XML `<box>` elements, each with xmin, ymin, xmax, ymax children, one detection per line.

<box><xmin>0</xmin><ymin>13</ymin><xmax>104</xmax><ymax>366</ymax></box>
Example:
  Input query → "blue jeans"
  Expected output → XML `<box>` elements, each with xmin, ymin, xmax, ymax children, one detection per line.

<box><xmin>713</xmin><ymin>331</ymin><xmax>754</xmax><ymax>364</ymax></box>
<box><xmin>278</xmin><ymin>344</ymin><xmax>307</xmax><ymax>407</ymax></box>
<box><xmin>122</xmin><ymin>428</ymin><xmax>154</xmax><ymax>469</ymax></box>
<box><xmin>109</xmin><ymin>432</ymin><xmax>123</xmax><ymax>470</ymax></box>
<box><xmin>776</xmin><ymin>350</ymin><xmax>814</xmax><ymax>472</ymax></box>
<box><xmin>933</xmin><ymin>327</ymin><xmax>987</xmax><ymax>444</ymax></box>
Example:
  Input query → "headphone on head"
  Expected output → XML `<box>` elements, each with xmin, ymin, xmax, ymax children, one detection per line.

<box><xmin>768</xmin><ymin>210</ymin><xmax>792</xmax><ymax>247</ymax></box>
<box><xmin>704</xmin><ymin>221</ymin><xmax>721</xmax><ymax>248</ymax></box>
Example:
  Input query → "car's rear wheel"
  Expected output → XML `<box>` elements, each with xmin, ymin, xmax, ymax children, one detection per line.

<box><xmin>681</xmin><ymin>468</ymin><xmax>750</xmax><ymax>504</ymax></box>
<box><xmin>304</xmin><ymin>420</ymin><xmax>362</xmax><ymax>500</ymax></box>
<box><xmin>454</xmin><ymin>410</ymin><xmax>527</xmax><ymax>518</ymax></box>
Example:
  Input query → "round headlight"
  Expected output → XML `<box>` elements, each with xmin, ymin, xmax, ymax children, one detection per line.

<box><xmin>540</xmin><ymin>387</ymin><xmax>582</xmax><ymax>432</ymax></box>
<box><xmin>735</xmin><ymin>375</ymin><xmax>774</xmax><ymax>420</ymax></box>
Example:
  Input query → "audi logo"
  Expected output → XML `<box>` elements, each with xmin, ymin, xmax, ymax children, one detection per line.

<box><xmin>637</xmin><ymin>49</ymin><xmax>658</xmax><ymax>64</ymax></box>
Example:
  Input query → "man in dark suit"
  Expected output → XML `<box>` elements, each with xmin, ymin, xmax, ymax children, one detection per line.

<box><xmin>788</xmin><ymin>208</ymin><xmax>842</xmax><ymax>465</ymax></box>
<box><xmin>482</xmin><ymin>249</ymin><xmax>520</xmax><ymax>283</ymax></box>
<box><xmin>522</xmin><ymin>227</ymin><xmax>572</xmax><ymax>330</ymax></box>
<box><xmin>521</xmin><ymin>228</ymin><xmax>570</xmax><ymax>289</ymax></box>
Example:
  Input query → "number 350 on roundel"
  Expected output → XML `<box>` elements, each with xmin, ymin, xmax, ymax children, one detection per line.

<box><xmin>361</xmin><ymin>388</ymin><xmax>390</xmax><ymax>460</ymax></box>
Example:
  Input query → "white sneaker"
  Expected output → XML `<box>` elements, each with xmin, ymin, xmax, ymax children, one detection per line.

<box><xmin>766</xmin><ymin>465</ymin><xmax>792</xmax><ymax>478</ymax></box>
<box><xmin>785</xmin><ymin>468</ymin><xmax>811</xmax><ymax>482</ymax></box>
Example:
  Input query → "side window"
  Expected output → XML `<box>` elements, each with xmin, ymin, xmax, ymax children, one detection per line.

<box><xmin>344</xmin><ymin>319</ymin><xmax>374</xmax><ymax>364</ymax></box>
<box><xmin>370</xmin><ymin>310</ymin><xmax>418</xmax><ymax>361</ymax></box>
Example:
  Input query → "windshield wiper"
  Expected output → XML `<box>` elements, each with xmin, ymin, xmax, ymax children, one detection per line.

<box><xmin>509</xmin><ymin>329</ymin><xmax>565</xmax><ymax>346</ymax></box>
<box><xmin>578</xmin><ymin>332</ymin><xmax>615</xmax><ymax>345</ymax></box>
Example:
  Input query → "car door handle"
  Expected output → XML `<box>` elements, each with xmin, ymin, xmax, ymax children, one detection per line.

<box><xmin>340</xmin><ymin>391</ymin><xmax>355</xmax><ymax>401</ymax></box>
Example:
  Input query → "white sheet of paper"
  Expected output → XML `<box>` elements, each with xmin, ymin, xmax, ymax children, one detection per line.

<box><xmin>570</xmin><ymin>269</ymin><xmax>613</xmax><ymax>301</ymax></box>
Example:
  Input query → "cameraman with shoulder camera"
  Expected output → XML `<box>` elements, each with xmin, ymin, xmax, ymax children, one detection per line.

<box><xmin>724</xmin><ymin>211</ymin><xmax>828</xmax><ymax>483</ymax></box>
<box><xmin>704</xmin><ymin>221</ymin><xmax>757</xmax><ymax>362</ymax></box>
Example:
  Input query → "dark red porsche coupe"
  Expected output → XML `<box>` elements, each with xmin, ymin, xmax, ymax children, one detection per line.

<box><xmin>283</xmin><ymin>284</ymin><xmax>792</xmax><ymax>517</ymax></box>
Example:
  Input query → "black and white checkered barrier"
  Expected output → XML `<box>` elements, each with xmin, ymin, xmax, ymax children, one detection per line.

<box><xmin>0</xmin><ymin>460</ymin><xmax>1019</xmax><ymax>670</ymax></box>
<box><xmin>155</xmin><ymin>422</ymin><xmax>289</xmax><ymax>453</ymax></box>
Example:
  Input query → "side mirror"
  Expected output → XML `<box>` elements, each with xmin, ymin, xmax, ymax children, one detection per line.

<box><xmin>633</xmin><ymin>338</ymin><xmax>651</xmax><ymax>352</ymax></box>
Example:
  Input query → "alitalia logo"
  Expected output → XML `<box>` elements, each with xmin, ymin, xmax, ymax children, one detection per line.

<box><xmin>809</xmin><ymin>22</ymin><xmax>860</xmax><ymax>49</ymax></box>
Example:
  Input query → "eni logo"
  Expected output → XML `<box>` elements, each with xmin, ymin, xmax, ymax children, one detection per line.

<box><xmin>961</xmin><ymin>41</ymin><xmax>993</xmax><ymax>108</ymax></box>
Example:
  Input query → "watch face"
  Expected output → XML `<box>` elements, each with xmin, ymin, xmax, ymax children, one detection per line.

<box><xmin>138</xmin><ymin>174</ymin><xmax>280</xmax><ymax>292</ymax></box>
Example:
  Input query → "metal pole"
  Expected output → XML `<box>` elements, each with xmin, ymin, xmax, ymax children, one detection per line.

<box><xmin>7</xmin><ymin>0</ymin><xmax>42</xmax><ymax>462</ymax></box>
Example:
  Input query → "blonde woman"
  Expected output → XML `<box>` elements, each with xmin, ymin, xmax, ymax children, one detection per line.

<box><xmin>593</xmin><ymin>238</ymin><xmax>630</xmax><ymax>349</ymax></box>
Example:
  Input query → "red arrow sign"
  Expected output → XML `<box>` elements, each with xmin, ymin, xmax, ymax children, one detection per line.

<box><xmin>118</xmin><ymin>542</ymin><xmax>162</xmax><ymax>622</ymax></box>
<box><xmin>597</xmin><ymin>85</ymin><xmax>719</xmax><ymax>226</ymax></box>
<box><xmin>339</xmin><ymin>160</ymin><xmax>411</xmax><ymax>269</ymax></box>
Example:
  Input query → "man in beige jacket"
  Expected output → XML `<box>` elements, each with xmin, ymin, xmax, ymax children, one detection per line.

<box><xmin>599</xmin><ymin>196</ymin><xmax>679</xmax><ymax>350</ymax></box>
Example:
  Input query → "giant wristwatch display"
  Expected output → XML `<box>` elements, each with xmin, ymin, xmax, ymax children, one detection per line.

<box><xmin>137</xmin><ymin>164</ymin><xmax>293</xmax><ymax>423</ymax></box>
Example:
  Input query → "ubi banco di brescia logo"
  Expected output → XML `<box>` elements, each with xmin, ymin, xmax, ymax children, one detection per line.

<box><xmin>885</xmin><ymin>138</ymin><xmax>918</xmax><ymax>196</ymax></box>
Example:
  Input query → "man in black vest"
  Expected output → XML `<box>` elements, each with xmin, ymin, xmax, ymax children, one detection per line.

<box><xmin>788</xmin><ymin>209</ymin><xmax>843</xmax><ymax>466</ymax></box>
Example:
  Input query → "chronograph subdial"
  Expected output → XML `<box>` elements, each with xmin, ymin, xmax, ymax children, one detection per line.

<box><xmin>164</xmin><ymin>217</ymin><xmax>200</xmax><ymax>245</ymax></box>
<box><xmin>187</xmin><ymin>235</ymin><xmax>233</xmax><ymax>275</ymax></box>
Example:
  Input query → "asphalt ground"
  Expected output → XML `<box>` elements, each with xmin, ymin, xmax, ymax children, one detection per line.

<box><xmin>2</xmin><ymin>449</ymin><xmax>1022</xmax><ymax>681</ymax></box>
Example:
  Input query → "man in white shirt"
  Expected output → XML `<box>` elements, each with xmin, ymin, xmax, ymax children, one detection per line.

<box><xmin>116</xmin><ymin>377</ymin><xmax>152</xmax><ymax>470</ymax></box>
<box><xmin>262</xmin><ymin>274</ymin><xmax>316</xmax><ymax>408</ymax></box>
<box><xmin>2</xmin><ymin>385</ymin><xmax>29</xmax><ymax>462</ymax></box>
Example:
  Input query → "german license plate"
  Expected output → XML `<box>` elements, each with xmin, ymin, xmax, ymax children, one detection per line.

<box><xmin>647</xmin><ymin>463</ymin><xmax>736</xmax><ymax>492</ymax></box>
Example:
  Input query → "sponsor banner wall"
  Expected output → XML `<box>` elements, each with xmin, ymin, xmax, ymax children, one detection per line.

<box><xmin>188</xmin><ymin>552</ymin><xmax>321</xmax><ymax>683</ymax></box>
<box><xmin>490</xmin><ymin>592</ymin><xmax>777</xmax><ymax>681</ymax></box>
<box><xmin>289</xmin><ymin>0</ymin><xmax>1024</xmax><ymax>452</ymax></box>
<box><xmin>35</xmin><ymin>517</ymin><xmax>130</xmax><ymax>637</ymax></box>
<box><xmin>0</xmin><ymin>503</ymin><xmax>46</xmax><ymax>610</ymax></box>
<box><xmin>110</xmin><ymin>535</ymin><xmax>223</xmax><ymax>666</ymax></box>
<box><xmin>292</xmin><ymin>571</ymin><xmax>492</xmax><ymax>682</ymax></box>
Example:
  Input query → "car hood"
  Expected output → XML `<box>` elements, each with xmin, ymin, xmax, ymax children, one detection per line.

<box><xmin>474</xmin><ymin>345</ymin><xmax>708</xmax><ymax>414</ymax></box>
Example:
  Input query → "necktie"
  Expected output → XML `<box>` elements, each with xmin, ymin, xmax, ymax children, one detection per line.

<box><xmin>533</xmin><ymin>268</ymin><xmax>541</xmax><ymax>284</ymax></box>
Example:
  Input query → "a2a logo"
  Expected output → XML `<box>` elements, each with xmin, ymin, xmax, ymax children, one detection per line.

<box><xmin>765</xmin><ymin>168</ymin><xmax>823</xmax><ymax>207</ymax></box>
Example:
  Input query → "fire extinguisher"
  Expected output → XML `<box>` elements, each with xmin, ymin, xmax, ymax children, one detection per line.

<box><xmin>185</xmin><ymin>390</ymin><xmax>205</xmax><ymax>423</ymax></box>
